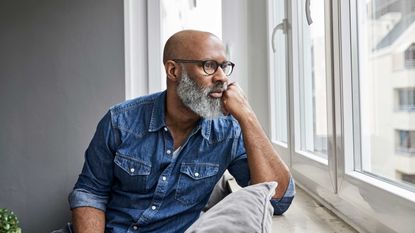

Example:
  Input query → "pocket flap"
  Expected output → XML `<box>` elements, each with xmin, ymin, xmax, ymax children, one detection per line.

<box><xmin>180</xmin><ymin>163</ymin><xmax>219</xmax><ymax>180</ymax></box>
<box><xmin>114</xmin><ymin>153</ymin><xmax>151</xmax><ymax>176</ymax></box>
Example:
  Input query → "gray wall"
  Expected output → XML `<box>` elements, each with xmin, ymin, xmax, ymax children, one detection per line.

<box><xmin>0</xmin><ymin>1</ymin><xmax>125</xmax><ymax>232</ymax></box>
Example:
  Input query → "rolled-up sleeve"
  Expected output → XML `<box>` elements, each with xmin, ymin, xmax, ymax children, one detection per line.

<box><xmin>270</xmin><ymin>177</ymin><xmax>295</xmax><ymax>215</ymax></box>
<box><xmin>68</xmin><ymin>111</ymin><xmax>117</xmax><ymax>211</ymax></box>
<box><xmin>69</xmin><ymin>188</ymin><xmax>109</xmax><ymax>211</ymax></box>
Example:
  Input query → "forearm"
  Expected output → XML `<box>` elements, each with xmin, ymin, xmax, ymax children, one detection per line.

<box><xmin>72</xmin><ymin>207</ymin><xmax>105</xmax><ymax>233</ymax></box>
<box><xmin>222</xmin><ymin>82</ymin><xmax>291</xmax><ymax>198</ymax></box>
<box><xmin>238</xmin><ymin>111</ymin><xmax>291</xmax><ymax>199</ymax></box>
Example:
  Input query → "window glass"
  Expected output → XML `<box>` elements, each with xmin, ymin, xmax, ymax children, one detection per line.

<box><xmin>357</xmin><ymin>0</ymin><xmax>415</xmax><ymax>188</ymax></box>
<box><xmin>405</xmin><ymin>43</ymin><xmax>415</xmax><ymax>68</ymax></box>
<box><xmin>298</xmin><ymin>0</ymin><xmax>328</xmax><ymax>160</ymax></box>
<box><xmin>160</xmin><ymin>0</ymin><xmax>222</xmax><ymax>45</ymax></box>
<box><xmin>396</xmin><ymin>130</ymin><xmax>415</xmax><ymax>154</ymax></box>
<box><xmin>270</xmin><ymin>0</ymin><xmax>288</xmax><ymax>143</ymax></box>
<box><xmin>397</xmin><ymin>88</ymin><xmax>415</xmax><ymax>111</ymax></box>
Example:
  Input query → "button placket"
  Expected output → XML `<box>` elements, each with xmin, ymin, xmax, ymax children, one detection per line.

<box><xmin>163</xmin><ymin>128</ymin><xmax>174</xmax><ymax>157</ymax></box>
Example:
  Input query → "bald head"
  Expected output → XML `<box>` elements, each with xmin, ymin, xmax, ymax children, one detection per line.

<box><xmin>163</xmin><ymin>30</ymin><xmax>224</xmax><ymax>64</ymax></box>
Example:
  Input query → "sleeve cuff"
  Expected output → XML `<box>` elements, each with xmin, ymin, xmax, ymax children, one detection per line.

<box><xmin>68</xmin><ymin>188</ymin><xmax>109</xmax><ymax>212</ymax></box>
<box><xmin>270</xmin><ymin>177</ymin><xmax>296</xmax><ymax>215</ymax></box>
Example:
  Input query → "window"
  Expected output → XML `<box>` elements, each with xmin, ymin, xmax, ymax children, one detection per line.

<box><xmin>160</xmin><ymin>0</ymin><xmax>222</xmax><ymax>43</ymax></box>
<box><xmin>396</xmin><ymin>130</ymin><xmax>415</xmax><ymax>155</ymax></box>
<box><xmin>397</xmin><ymin>88</ymin><xmax>415</xmax><ymax>111</ymax></box>
<box><xmin>267</xmin><ymin>0</ymin><xmax>415</xmax><ymax>232</ymax></box>
<box><xmin>405</xmin><ymin>43</ymin><xmax>415</xmax><ymax>68</ymax></box>
<box><xmin>268</xmin><ymin>0</ymin><xmax>335</xmax><ymax>209</ymax></box>
<box><xmin>296</xmin><ymin>0</ymin><xmax>328</xmax><ymax>161</ymax></box>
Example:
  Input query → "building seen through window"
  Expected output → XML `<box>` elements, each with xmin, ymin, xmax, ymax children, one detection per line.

<box><xmin>359</xmin><ymin>0</ymin><xmax>415</xmax><ymax>188</ymax></box>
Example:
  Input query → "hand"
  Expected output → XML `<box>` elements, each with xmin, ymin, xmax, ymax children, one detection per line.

<box><xmin>221</xmin><ymin>82</ymin><xmax>254</xmax><ymax>121</ymax></box>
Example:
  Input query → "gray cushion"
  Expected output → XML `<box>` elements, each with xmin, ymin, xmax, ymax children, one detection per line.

<box><xmin>185</xmin><ymin>182</ymin><xmax>278</xmax><ymax>233</ymax></box>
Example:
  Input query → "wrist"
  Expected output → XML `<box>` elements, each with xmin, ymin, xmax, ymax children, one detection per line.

<box><xmin>235</xmin><ymin>109</ymin><xmax>257</xmax><ymax>126</ymax></box>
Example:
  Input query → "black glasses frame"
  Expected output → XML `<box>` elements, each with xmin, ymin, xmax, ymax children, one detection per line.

<box><xmin>172</xmin><ymin>59</ymin><xmax>235</xmax><ymax>76</ymax></box>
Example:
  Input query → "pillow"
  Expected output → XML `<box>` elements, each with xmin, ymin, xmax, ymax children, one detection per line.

<box><xmin>185</xmin><ymin>182</ymin><xmax>278</xmax><ymax>233</ymax></box>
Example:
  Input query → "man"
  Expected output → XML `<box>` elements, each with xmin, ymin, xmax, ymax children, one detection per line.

<box><xmin>69</xmin><ymin>30</ymin><xmax>295</xmax><ymax>233</ymax></box>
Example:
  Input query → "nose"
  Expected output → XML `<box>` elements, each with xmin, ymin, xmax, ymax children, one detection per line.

<box><xmin>212</xmin><ymin>66</ymin><xmax>229</xmax><ymax>83</ymax></box>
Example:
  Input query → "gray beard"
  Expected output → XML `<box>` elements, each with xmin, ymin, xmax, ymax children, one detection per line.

<box><xmin>177</xmin><ymin>71</ymin><xmax>227</xmax><ymax>119</ymax></box>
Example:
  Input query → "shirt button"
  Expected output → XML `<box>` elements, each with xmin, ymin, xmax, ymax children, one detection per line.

<box><xmin>151</xmin><ymin>205</ymin><xmax>156</xmax><ymax>210</ymax></box>
<box><xmin>194</xmin><ymin>172</ymin><xmax>199</xmax><ymax>177</ymax></box>
<box><xmin>164</xmin><ymin>127</ymin><xmax>168</xmax><ymax>132</ymax></box>
<box><xmin>133</xmin><ymin>225</ymin><xmax>138</xmax><ymax>230</ymax></box>
<box><xmin>162</xmin><ymin>176</ymin><xmax>167</xmax><ymax>181</ymax></box>
<box><xmin>166</xmin><ymin>149</ymin><xmax>171</xmax><ymax>154</ymax></box>
<box><xmin>130</xmin><ymin>168</ymin><xmax>135</xmax><ymax>173</ymax></box>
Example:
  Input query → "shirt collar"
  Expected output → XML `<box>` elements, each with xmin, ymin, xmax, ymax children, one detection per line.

<box><xmin>148</xmin><ymin>91</ymin><xmax>167</xmax><ymax>132</ymax></box>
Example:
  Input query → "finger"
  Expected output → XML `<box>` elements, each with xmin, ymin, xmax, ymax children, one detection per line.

<box><xmin>226</xmin><ymin>81</ymin><xmax>236</xmax><ymax>89</ymax></box>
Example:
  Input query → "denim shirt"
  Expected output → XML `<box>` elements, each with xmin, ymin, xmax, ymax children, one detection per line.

<box><xmin>69</xmin><ymin>91</ymin><xmax>295</xmax><ymax>233</ymax></box>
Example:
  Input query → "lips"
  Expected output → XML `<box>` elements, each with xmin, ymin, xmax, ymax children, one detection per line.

<box><xmin>209</xmin><ymin>90</ymin><xmax>223</xmax><ymax>98</ymax></box>
<box><xmin>208</xmin><ymin>84</ymin><xmax>227</xmax><ymax>98</ymax></box>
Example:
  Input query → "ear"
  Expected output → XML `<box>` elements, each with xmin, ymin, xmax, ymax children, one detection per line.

<box><xmin>165</xmin><ymin>60</ymin><xmax>180</xmax><ymax>82</ymax></box>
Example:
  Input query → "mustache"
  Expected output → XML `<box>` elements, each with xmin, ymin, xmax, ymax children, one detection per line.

<box><xmin>209</xmin><ymin>82</ymin><xmax>228</xmax><ymax>92</ymax></box>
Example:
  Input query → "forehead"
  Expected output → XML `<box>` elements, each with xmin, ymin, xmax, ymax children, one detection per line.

<box><xmin>186</xmin><ymin>36</ymin><xmax>227</xmax><ymax>60</ymax></box>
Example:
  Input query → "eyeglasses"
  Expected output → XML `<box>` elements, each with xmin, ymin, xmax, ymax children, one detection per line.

<box><xmin>173</xmin><ymin>59</ymin><xmax>235</xmax><ymax>76</ymax></box>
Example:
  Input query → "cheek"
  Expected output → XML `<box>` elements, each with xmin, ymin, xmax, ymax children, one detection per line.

<box><xmin>189</xmin><ymin>74</ymin><xmax>211</xmax><ymax>89</ymax></box>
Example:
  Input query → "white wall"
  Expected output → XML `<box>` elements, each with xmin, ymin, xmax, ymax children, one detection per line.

<box><xmin>222</xmin><ymin>0</ymin><xmax>270</xmax><ymax>134</ymax></box>
<box><xmin>0</xmin><ymin>1</ymin><xmax>125</xmax><ymax>232</ymax></box>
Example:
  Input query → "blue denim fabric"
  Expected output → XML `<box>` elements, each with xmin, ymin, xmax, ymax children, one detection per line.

<box><xmin>69</xmin><ymin>91</ymin><xmax>295</xmax><ymax>233</ymax></box>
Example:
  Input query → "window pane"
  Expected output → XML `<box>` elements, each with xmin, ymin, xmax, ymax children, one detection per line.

<box><xmin>271</xmin><ymin>0</ymin><xmax>288</xmax><ymax>143</ymax></box>
<box><xmin>298</xmin><ymin>0</ymin><xmax>328</xmax><ymax>160</ymax></box>
<box><xmin>405</xmin><ymin>43</ymin><xmax>415</xmax><ymax>68</ymax></box>
<box><xmin>357</xmin><ymin>0</ymin><xmax>415</xmax><ymax>189</ymax></box>
<box><xmin>160</xmin><ymin>0</ymin><xmax>222</xmax><ymax>50</ymax></box>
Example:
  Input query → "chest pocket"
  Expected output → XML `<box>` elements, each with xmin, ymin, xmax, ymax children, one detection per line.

<box><xmin>175</xmin><ymin>163</ymin><xmax>219</xmax><ymax>205</ymax></box>
<box><xmin>114</xmin><ymin>153</ymin><xmax>151</xmax><ymax>193</ymax></box>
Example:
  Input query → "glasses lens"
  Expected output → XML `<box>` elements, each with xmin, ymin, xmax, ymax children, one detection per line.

<box><xmin>203</xmin><ymin>61</ymin><xmax>218</xmax><ymax>75</ymax></box>
<box><xmin>222</xmin><ymin>62</ymin><xmax>233</xmax><ymax>76</ymax></box>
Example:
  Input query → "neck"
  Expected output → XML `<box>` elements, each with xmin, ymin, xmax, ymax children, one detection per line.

<box><xmin>165</xmin><ymin>88</ymin><xmax>200</xmax><ymax>132</ymax></box>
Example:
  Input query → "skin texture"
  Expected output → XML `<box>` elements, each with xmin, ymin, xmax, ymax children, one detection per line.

<box><xmin>72</xmin><ymin>30</ymin><xmax>291</xmax><ymax>232</ymax></box>
<box><xmin>72</xmin><ymin>207</ymin><xmax>105</xmax><ymax>233</ymax></box>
